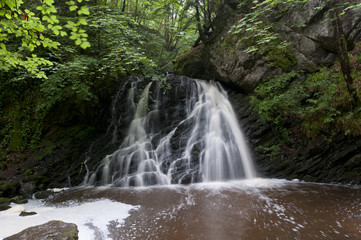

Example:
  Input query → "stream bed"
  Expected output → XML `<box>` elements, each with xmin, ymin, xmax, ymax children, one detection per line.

<box><xmin>1</xmin><ymin>179</ymin><xmax>361</xmax><ymax>239</ymax></box>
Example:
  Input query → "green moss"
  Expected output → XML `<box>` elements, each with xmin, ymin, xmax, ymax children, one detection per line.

<box><xmin>0</xmin><ymin>197</ymin><xmax>11</xmax><ymax>205</ymax></box>
<box><xmin>0</xmin><ymin>204</ymin><xmax>11</xmax><ymax>211</ymax></box>
<box><xmin>220</xmin><ymin>34</ymin><xmax>239</xmax><ymax>52</ymax></box>
<box><xmin>173</xmin><ymin>45</ymin><xmax>203</xmax><ymax>76</ymax></box>
<box><xmin>0</xmin><ymin>160</ymin><xmax>7</xmax><ymax>170</ymax></box>
<box><xmin>74</xmin><ymin>126</ymin><xmax>95</xmax><ymax>139</ymax></box>
<box><xmin>11</xmin><ymin>196</ymin><xmax>28</xmax><ymax>204</ymax></box>
<box><xmin>302</xmin><ymin>175</ymin><xmax>317</xmax><ymax>182</ymax></box>
<box><xmin>1</xmin><ymin>93</ymin><xmax>43</xmax><ymax>151</ymax></box>
<box><xmin>266</xmin><ymin>47</ymin><xmax>297</xmax><ymax>70</ymax></box>
<box><xmin>0</xmin><ymin>182</ymin><xmax>21</xmax><ymax>198</ymax></box>
<box><xmin>8</xmin><ymin>120</ymin><xmax>23</xmax><ymax>151</ymax></box>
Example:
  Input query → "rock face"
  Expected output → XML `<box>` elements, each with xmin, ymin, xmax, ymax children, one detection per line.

<box><xmin>226</xmin><ymin>90</ymin><xmax>361</xmax><ymax>184</ymax></box>
<box><xmin>174</xmin><ymin>0</ymin><xmax>361</xmax><ymax>93</ymax></box>
<box><xmin>4</xmin><ymin>220</ymin><xmax>78</xmax><ymax>240</ymax></box>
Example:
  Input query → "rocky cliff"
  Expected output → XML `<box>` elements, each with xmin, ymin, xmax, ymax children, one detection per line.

<box><xmin>175</xmin><ymin>0</ymin><xmax>361</xmax><ymax>92</ymax></box>
<box><xmin>174</xmin><ymin>0</ymin><xmax>361</xmax><ymax>184</ymax></box>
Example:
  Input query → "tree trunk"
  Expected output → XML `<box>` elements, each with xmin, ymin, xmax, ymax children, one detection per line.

<box><xmin>134</xmin><ymin>0</ymin><xmax>138</xmax><ymax>21</ymax></box>
<box><xmin>329</xmin><ymin>1</ymin><xmax>359</xmax><ymax>105</ymax></box>
<box><xmin>193</xmin><ymin>1</ymin><xmax>204</xmax><ymax>47</ymax></box>
<box><xmin>122</xmin><ymin>0</ymin><xmax>126</xmax><ymax>12</ymax></box>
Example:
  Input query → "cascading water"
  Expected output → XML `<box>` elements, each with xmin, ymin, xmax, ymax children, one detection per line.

<box><xmin>83</xmin><ymin>76</ymin><xmax>256</xmax><ymax>187</ymax></box>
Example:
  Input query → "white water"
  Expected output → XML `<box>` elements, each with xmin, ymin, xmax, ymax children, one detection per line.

<box><xmin>192</xmin><ymin>81</ymin><xmax>256</xmax><ymax>180</ymax></box>
<box><xmin>84</xmin><ymin>78</ymin><xmax>256</xmax><ymax>187</ymax></box>
<box><xmin>0</xmin><ymin>198</ymin><xmax>136</xmax><ymax>240</ymax></box>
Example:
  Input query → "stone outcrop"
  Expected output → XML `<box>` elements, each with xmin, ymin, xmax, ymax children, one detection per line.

<box><xmin>4</xmin><ymin>220</ymin><xmax>78</xmax><ymax>240</ymax></box>
<box><xmin>174</xmin><ymin>0</ymin><xmax>361</xmax><ymax>93</ymax></box>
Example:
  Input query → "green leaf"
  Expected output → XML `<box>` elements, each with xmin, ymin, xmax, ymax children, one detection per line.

<box><xmin>77</xmin><ymin>6</ymin><xmax>89</xmax><ymax>15</ymax></box>
<box><xmin>44</xmin><ymin>0</ymin><xmax>55</xmax><ymax>5</ymax></box>
<box><xmin>66</xmin><ymin>1</ymin><xmax>76</xmax><ymax>5</ymax></box>
<box><xmin>78</xmin><ymin>17</ymin><xmax>87</xmax><ymax>25</ymax></box>
<box><xmin>75</xmin><ymin>38</ymin><xmax>81</xmax><ymax>45</ymax></box>
<box><xmin>80</xmin><ymin>41</ymin><xmax>90</xmax><ymax>49</ymax></box>
<box><xmin>50</xmin><ymin>15</ymin><xmax>59</xmax><ymax>23</ymax></box>
<box><xmin>69</xmin><ymin>5</ymin><xmax>78</xmax><ymax>11</ymax></box>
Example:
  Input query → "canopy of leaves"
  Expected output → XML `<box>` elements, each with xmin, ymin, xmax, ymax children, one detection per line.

<box><xmin>0</xmin><ymin>0</ymin><xmax>91</xmax><ymax>78</ymax></box>
<box><xmin>0</xmin><ymin>0</ymin><xmax>205</xmax><ymax>150</ymax></box>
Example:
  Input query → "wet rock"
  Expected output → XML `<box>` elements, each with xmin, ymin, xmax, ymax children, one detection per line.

<box><xmin>0</xmin><ymin>204</ymin><xmax>11</xmax><ymax>211</ymax></box>
<box><xmin>11</xmin><ymin>196</ymin><xmax>28</xmax><ymax>204</ymax></box>
<box><xmin>0</xmin><ymin>197</ymin><xmax>11</xmax><ymax>205</ymax></box>
<box><xmin>34</xmin><ymin>190</ymin><xmax>54</xmax><ymax>199</ymax></box>
<box><xmin>0</xmin><ymin>182</ymin><xmax>21</xmax><ymax>198</ymax></box>
<box><xmin>0</xmin><ymin>197</ymin><xmax>11</xmax><ymax>211</ymax></box>
<box><xmin>20</xmin><ymin>182</ymin><xmax>36</xmax><ymax>198</ymax></box>
<box><xmin>170</xmin><ymin>117</ymin><xmax>195</xmax><ymax>151</ymax></box>
<box><xmin>19</xmin><ymin>211</ymin><xmax>37</xmax><ymax>216</ymax></box>
<box><xmin>4</xmin><ymin>220</ymin><xmax>78</xmax><ymax>240</ymax></box>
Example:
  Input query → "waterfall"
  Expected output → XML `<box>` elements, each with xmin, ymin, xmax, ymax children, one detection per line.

<box><xmin>84</xmin><ymin>76</ymin><xmax>256</xmax><ymax>187</ymax></box>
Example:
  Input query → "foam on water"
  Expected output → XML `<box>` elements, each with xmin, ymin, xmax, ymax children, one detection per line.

<box><xmin>0</xmin><ymin>199</ymin><xmax>137</xmax><ymax>240</ymax></box>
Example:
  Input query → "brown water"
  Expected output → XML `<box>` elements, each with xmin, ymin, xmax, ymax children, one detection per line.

<box><xmin>49</xmin><ymin>179</ymin><xmax>361</xmax><ymax>240</ymax></box>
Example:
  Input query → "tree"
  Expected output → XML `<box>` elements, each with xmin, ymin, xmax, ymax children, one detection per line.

<box><xmin>0</xmin><ymin>0</ymin><xmax>90</xmax><ymax>79</ymax></box>
<box><xmin>192</xmin><ymin>0</ymin><xmax>220</xmax><ymax>47</ymax></box>
<box><xmin>107</xmin><ymin>0</ymin><xmax>199</xmax><ymax>69</ymax></box>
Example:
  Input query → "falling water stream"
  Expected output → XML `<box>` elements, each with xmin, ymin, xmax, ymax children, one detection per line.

<box><xmin>83</xmin><ymin>77</ymin><xmax>256</xmax><ymax>187</ymax></box>
<box><xmin>0</xmin><ymin>77</ymin><xmax>360</xmax><ymax>239</ymax></box>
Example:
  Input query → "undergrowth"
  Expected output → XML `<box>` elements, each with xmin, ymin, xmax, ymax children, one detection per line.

<box><xmin>251</xmin><ymin>47</ymin><xmax>361</xmax><ymax>143</ymax></box>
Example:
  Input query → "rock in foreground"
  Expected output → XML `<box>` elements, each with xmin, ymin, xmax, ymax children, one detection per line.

<box><xmin>4</xmin><ymin>220</ymin><xmax>78</xmax><ymax>240</ymax></box>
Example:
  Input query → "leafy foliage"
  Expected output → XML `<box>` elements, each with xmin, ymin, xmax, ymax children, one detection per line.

<box><xmin>230</xmin><ymin>0</ymin><xmax>361</xmax><ymax>54</ymax></box>
<box><xmin>0</xmin><ymin>0</ymin><xmax>91</xmax><ymax>78</ymax></box>
<box><xmin>250</xmin><ymin>71</ymin><xmax>307</xmax><ymax>140</ymax></box>
<box><xmin>101</xmin><ymin>0</ymin><xmax>199</xmax><ymax>66</ymax></box>
<box><xmin>37</xmin><ymin>55</ymin><xmax>97</xmax><ymax>114</ymax></box>
<box><xmin>0</xmin><ymin>2</ymin><xmax>199</xmax><ymax>150</ymax></box>
<box><xmin>229</xmin><ymin>0</ymin><xmax>300</xmax><ymax>54</ymax></box>
<box><xmin>251</xmin><ymin>63</ymin><xmax>361</xmax><ymax>141</ymax></box>
<box><xmin>302</xmin><ymin>68</ymin><xmax>361</xmax><ymax>138</ymax></box>
<box><xmin>88</xmin><ymin>7</ymin><xmax>158</xmax><ymax>78</ymax></box>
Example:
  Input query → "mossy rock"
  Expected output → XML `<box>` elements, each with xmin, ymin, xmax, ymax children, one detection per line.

<box><xmin>0</xmin><ymin>160</ymin><xmax>7</xmax><ymax>170</ymax></box>
<box><xmin>173</xmin><ymin>45</ymin><xmax>205</xmax><ymax>77</ymax></box>
<box><xmin>34</xmin><ymin>190</ymin><xmax>54</xmax><ymax>199</ymax></box>
<box><xmin>302</xmin><ymin>175</ymin><xmax>317</xmax><ymax>182</ymax></box>
<box><xmin>11</xmin><ymin>196</ymin><xmax>28</xmax><ymax>204</ymax></box>
<box><xmin>73</xmin><ymin>126</ymin><xmax>95</xmax><ymax>139</ymax></box>
<box><xmin>0</xmin><ymin>197</ymin><xmax>11</xmax><ymax>205</ymax></box>
<box><xmin>0</xmin><ymin>204</ymin><xmax>11</xmax><ymax>211</ymax></box>
<box><xmin>4</xmin><ymin>220</ymin><xmax>79</xmax><ymax>240</ymax></box>
<box><xmin>266</xmin><ymin>47</ymin><xmax>297</xmax><ymax>70</ymax></box>
<box><xmin>19</xmin><ymin>211</ymin><xmax>37</xmax><ymax>217</ymax></box>
<box><xmin>0</xmin><ymin>182</ymin><xmax>21</xmax><ymax>198</ymax></box>
<box><xmin>0</xmin><ymin>197</ymin><xmax>11</xmax><ymax>211</ymax></box>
